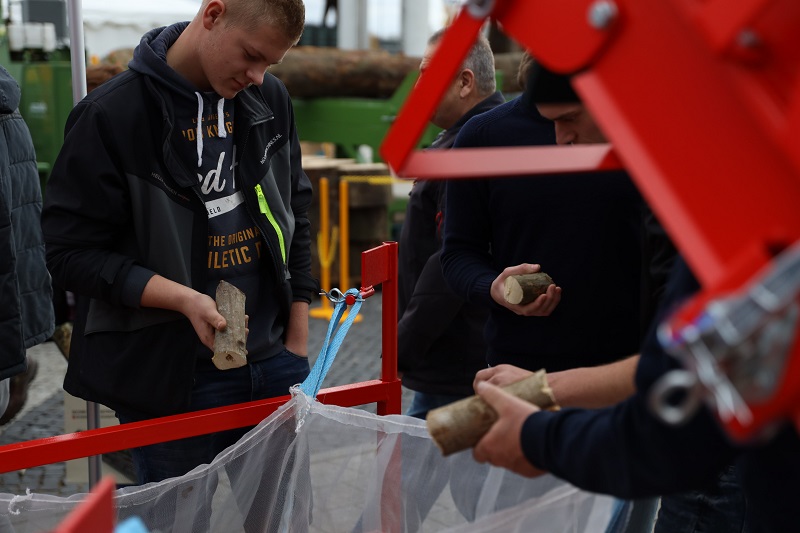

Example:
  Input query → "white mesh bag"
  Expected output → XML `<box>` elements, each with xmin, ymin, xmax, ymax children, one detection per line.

<box><xmin>0</xmin><ymin>387</ymin><xmax>613</xmax><ymax>533</ymax></box>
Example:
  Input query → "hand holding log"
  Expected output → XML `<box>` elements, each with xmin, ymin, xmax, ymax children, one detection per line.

<box><xmin>503</xmin><ymin>272</ymin><xmax>555</xmax><ymax>305</ymax></box>
<box><xmin>212</xmin><ymin>281</ymin><xmax>247</xmax><ymax>370</ymax></box>
<box><xmin>426</xmin><ymin>370</ymin><xmax>559</xmax><ymax>456</ymax></box>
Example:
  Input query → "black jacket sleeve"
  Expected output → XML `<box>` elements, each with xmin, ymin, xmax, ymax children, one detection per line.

<box><xmin>42</xmin><ymin>100</ymin><xmax>146</xmax><ymax>307</ymax></box>
<box><xmin>519</xmin><ymin>258</ymin><xmax>740</xmax><ymax>498</ymax></box>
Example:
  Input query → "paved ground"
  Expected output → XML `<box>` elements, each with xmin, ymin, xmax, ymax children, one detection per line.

<box><xmin>0</xmin><ymin>293</ymin><xmax>414</xmax><ymax>498</ymax></box>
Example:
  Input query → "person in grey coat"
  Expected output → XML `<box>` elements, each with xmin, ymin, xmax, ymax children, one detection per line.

<box><xmin>0</xmin><ymin>64</ymin><xmax>54</xmax><ymax>422</ymax></box>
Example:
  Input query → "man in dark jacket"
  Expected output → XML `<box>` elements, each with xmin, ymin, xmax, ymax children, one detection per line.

<box><xmin>472</xmin><ymin>66</ymin><xmax>798</xmax><ymax>533</ymax></box>
<box><xmin>397</xmin><ymin>29</ymin><xmax>504</xmax><ymax>419</ymax></box>
<box><xmin>0</xmin><ymin>65</ymin><xmax>54</xmax><ymax>424</ymax></box>
<box><xmin>42</xmin><ymin>0</ymin><xmax>315</xmax><ymax>485</ymax></box>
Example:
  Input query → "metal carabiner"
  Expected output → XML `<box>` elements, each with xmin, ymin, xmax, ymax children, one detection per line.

<box><xmin>319</xmin><ymin>288</ymin><xmax>367</xmax><ymax>306</ymax></box>
<box><xmin>319</xmin><ymin>288</ymin><xmax>347</xmax><ymax>304</ymax></box>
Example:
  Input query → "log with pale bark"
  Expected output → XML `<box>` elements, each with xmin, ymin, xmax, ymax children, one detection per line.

<box><xmin>270</xmin><ymin>47</ymin><xmax>526</xmax><ymax>97</ymax></box>
<box><xmin>212</xmin><ymin>281</ymin><xmax>248</xmax><ymax>370</ymax></box>
<box><xmin>426</xmin><ymin>370</ymin><xmax>559</xmax><ymax>456</ymax></box>
<box><xmin>102</xmin><ymin>47</ymin><xmax>525</xmax><ymax>98</ymax></box>
<box><xmin>503</xmin><ymin>272</ymin><xmax>556</xmax><ymax>305</ymax></box>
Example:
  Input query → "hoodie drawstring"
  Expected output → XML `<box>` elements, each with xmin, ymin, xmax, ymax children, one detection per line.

<box><xmin>194</xmin><ymin>93</ymin><xmax>228</xmax><ymax>168</ymax></box>
<box><xmin>195</xmin><ymin>92</ymin><xmax>204</xmax><ymax>167</ymax></box>
<box><xmin>217</xmin><ymin>98</ymin><xmax>227</xmax><ymax>139</ymax></box>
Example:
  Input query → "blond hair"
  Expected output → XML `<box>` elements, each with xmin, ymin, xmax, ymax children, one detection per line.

<box><xmin>205</xmin><ymin>0</ymin><xmax>305</xmax><ymax>42</ymax></box>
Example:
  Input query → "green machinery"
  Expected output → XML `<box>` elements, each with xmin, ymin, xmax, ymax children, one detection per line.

<box><xmin>1</xmin><ymin>0</ymin><xmax>444</xmax><ymax>193</ymax></box>
<box><xmin>293</xmin><ymin>71</ymin><xmax>441</xmax><ymax>161</ymax></box>
<box><xmin>0</xmin><ymin>8</ymin><xmax>73</xmax><ymax>193</ymax></box>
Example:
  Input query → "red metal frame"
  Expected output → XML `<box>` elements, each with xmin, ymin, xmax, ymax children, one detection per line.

<box><xmin>0</xmin><ymin>242</ymin><xmax>401</xmax><ymax>473</ymax></box>
<box><xmin>380</xmin><ymin>0</ymin><xmax>800</xmax><ymax>438</ymax></box>
<box><xmin>50</xmin><ymin>477</ymin><xmax>115</xmax><ymax>533</ymax></box>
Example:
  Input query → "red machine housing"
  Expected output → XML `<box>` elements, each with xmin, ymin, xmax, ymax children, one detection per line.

<box><xmin>381</xmin><ymin>0</ymin><xmax>800</xmax><ymax>440</ymax></box>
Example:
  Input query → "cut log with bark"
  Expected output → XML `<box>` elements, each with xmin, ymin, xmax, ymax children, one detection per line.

<box><xmin>426</xmin><ymin>370</ymin><xmax>559</xmax><ymax>456</ymax></box>
<box><xmin>101</xmin><ymin>46</ymin><xmax>526</xmax><ymax>98</ymax></box>
<box><xmin>212</xmin><ymin>281</ymin><xmax>248</xmax><ymax>370</ymax></box>
<box><xmin>503</xmin><ymin>272</ymin><xmax>555</xmax><ymax>305</ymax></box>
<box><xmin>270</xmin><ymin>47</ymin><xmax>526</xmax><ymax>98</ymax></box>
<box><xmin>269</xmin><ymin>46</ymin><xmax>421</xmax><ymax>98</ymax></box>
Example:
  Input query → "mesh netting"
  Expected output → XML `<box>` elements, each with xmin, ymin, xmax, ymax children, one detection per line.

<box><xmin>0</xmin><ymin>388</ymin><xmax>613</xmax><ymax>532</ymax></box>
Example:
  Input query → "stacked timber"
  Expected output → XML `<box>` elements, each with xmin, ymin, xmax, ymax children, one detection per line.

<box><xmin>102</xmin><ymin>47</ymin><xmax>527</xmax><ymax>96</ymax></box>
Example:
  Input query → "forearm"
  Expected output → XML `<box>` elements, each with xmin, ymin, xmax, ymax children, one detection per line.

<box><xmin>547</xmin><ymin>355</ymin><xmax>639</xmax><ymax>409</ymax></box>
<box><xmin>284</xmin><ymin>301</ymin><xmax>309</xmax><ymax>356</ymax></box>
<box><xmin>139</xmin><ymin>274</ymin><xmax>202</xmax><ymax>314</ymax></box>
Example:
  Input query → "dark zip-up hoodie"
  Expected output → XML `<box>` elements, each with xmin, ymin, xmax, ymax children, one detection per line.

<box><xmin>42</xmin><ymin>24</ymin><xmax>315</xmax><ymax>418</ymax></box>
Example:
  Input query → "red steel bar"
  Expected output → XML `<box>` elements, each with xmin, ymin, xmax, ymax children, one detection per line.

<box><xmin>0</xmin><ymin>243</ymin><xmax>402</xmax><ymax>474</ymax></box>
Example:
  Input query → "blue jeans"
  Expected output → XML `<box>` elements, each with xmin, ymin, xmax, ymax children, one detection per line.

<box><xmin>117</xmin><ymin>348</ymin><xmax>310</xmax><ymax>484</ymax></box>
<box><xmin>405</xmin><ymin>390</ymin><xmax>466</xmax><ymax>419</ymax></box>
<box><xmin>655</xmin><ymin>464</ymin><xmax>750</xmax><ymax>533</ymax></box>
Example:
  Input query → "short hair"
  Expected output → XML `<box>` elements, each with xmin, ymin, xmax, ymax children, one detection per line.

<box><xmin>517</xmin><ymin>52</ymin><xmax>534</xmax><ymax>91</ymax></box>
<box><xmin>216</xmin><ymin>0</ymin><xmax>306</xmax><ymax>43</ymax></box>
<box><xmin>526</xmin><ymin>61</ymin><xmax>580</xmax><ymax>104</ymax></box>
<box><xmin>428</xmin><ymin>28</ymin><xmax>496</xmax><ymax>96</ymax></box>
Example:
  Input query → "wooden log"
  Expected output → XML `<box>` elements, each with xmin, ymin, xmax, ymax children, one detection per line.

<box><xmin>269</xmin><ymin>46</ymin><xmax>421</xmax><ymax>98</ymax></box>
<box><xmin>101</xmin><ymin>47</ymin><xmax>526</xmax><ymax>97</ymax></box>
<box><xmin>503</xmin><ymin>272</ymin><xmax>555</xmax><ymax>305</ymax></box>
<box><xmin>212</xmin><ymin>281</ymin><xmax>248</xmax><ymax>370</ymax></box>
<box><xmin>426</xmin><ymin>370</ymin><xmax>559</xmax><ymax>456</ymax></box>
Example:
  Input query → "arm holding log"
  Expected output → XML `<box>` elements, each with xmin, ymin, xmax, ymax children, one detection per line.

<box><xmin>490</xmin><ymin>264</ymin><xmax>561</xmax><ymax>316</ymax></box>
<box><xmin>475</xmin><ymin>356</ymin><xmax>640</xmax><ymax>409</ymax></box>
<box><xmin>427</xmin><ymin>370</ymin><xmax>559</xmax><ymax>457</ymax></box>
<box><xmin>472</xmin><ymin>380</ymin><xmax>547</xmax><ymax>478</ymax></box>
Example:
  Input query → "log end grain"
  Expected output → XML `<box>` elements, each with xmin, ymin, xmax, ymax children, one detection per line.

<box><xmin>503</xmin><ymin>272</ymin><xmax>555</xmax><ymax>305</ymax></box>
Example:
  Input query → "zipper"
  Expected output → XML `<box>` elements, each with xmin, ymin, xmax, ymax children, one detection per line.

<box><xmin>255</xmin><ymin>184</ymin><xmax>286</xmax><ymax>264</ymax></box>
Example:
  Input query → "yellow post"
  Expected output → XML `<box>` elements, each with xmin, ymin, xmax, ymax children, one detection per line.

<box><xmin>338</xmin><ymin>179</ymin><xmax>362</xmax><ymax>322</ymax></box>
<box><xmin>339</xmin><ymin>179</ymin><xmax>349</xmax><ymax>291</ymax></box>
<box><xmin>310</xmin><ymin>177</ymin><xmax>337</xmax><ymax>320</ymax></box>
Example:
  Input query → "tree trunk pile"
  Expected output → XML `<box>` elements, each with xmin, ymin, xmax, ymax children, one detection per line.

<box><xmin>103</xmin><ymin>47</ymin><xmax>526</xmax><ymax>97</ymax></box>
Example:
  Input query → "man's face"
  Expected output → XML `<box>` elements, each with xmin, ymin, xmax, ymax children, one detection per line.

<box><xmin>536</xmin><ymin>103</ymin><xmax>607</xmax><ymax>145</ymax></box>
<box><xmin>419</xmin><ymin>42</ymin><xmax>464</xmax><ymax>130</ymax></box>
<box><xmin>200</xmin><ymin>10</ymin><xmax>293</xmax><ymax>98</ymax></box>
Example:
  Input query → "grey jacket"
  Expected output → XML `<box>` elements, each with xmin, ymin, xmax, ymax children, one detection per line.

<box><xmin>0</xmin><ymin>65</ymin><xmax>54</xmax><ymax>380</ymax></box>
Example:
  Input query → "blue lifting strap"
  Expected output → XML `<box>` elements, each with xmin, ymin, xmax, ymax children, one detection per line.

<box><xmin>300</xmin><ymin>288</ymin><xmax>364</xmax><ymax>398</ymax></box>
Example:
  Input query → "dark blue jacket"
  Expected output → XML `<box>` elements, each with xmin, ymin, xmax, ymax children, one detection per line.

<box><xmin>523</xmin><ymin>258</ymin><xmax>800</xmax><ymax>532</ymax></box>
<box><xmin>0</xmin><ymin>65</ymin><xmax>54</xmax><ymax>381</ymax></box>
<box><xmin>442</xmin><ymin>96</ymin><xmax>645</xmax><ymax>371</ymax></box>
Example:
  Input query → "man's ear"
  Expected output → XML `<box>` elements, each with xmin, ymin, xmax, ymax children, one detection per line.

<box><xmin>202</xmin><ymin>0</ymin><xmax>225</xmax><ymax>30</ymax></box>
<box><xmin>459</xmin><ymin>69</ymin><xmax>476</xmax><ymax>98</ymax></box>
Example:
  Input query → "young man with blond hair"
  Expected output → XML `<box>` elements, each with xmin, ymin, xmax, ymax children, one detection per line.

<box><xmin>42</xmin><ymin>0</ymin><xmax>315</xmax><ymax>484</ymax></box>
